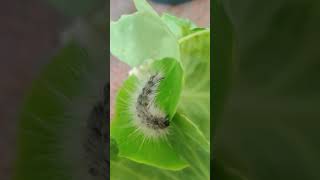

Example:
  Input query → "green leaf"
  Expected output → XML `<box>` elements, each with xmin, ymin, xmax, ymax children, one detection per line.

<box><xmin>111</xmin><ymin>113</ymin><xmax>210</xmax><ymax>180</ymax></box>
<box><xmin>161</xmin><ymin>13</ymin><xmax>198</xmax><ymax>39</ymax></box>
<box><xmin>177</xmin><ymin>30</ymin><xmax>211</xmax><ymax>138</ymax></box>
<box><xmin>111</xmin><ymin>58</ymin><xmax>187</xmax><ymax>170</ymax></box>
<box><xmin>110</xmin><ymin>12</ymin><xmax>179</xmax><ymax>67</ymax></box>
<box><xmin>169</xmin><ymin>113</ymin><xmax>210</xmax><ymax>179</ymax></box>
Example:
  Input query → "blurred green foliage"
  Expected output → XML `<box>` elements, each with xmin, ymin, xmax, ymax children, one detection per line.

<box><xmin>213</xmin><ymin>0</ymin><xmax>320</xmax><ymax>179</ymax></box>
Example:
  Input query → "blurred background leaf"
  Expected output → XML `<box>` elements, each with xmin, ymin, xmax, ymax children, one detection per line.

<box><xmin>213</xmin><ymin>0</ymin><xmax>320</xmax><ymax>179</ymax></box>
<box><xmin>15</xmin><ymin>42</ymin><xmax>107</xmax><ymax>180</ymax></box>
<box><xmin>0</xmin><ymin>0</ymin><xmax>107</xmax><ymax>179</ymax></box>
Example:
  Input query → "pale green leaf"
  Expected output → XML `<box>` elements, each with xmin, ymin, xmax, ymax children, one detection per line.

<box><xmin>178</xmin><ymin>30</ymin><xmax>210</xmax><ymax>138</ymax></box>
<box><xmin>161</xmin><ymin>13</ymin><xmax>198</xmax><ymax>39</ymax></box>
<box><xmin>110</xmin><ymin>12</ymin><xmax>179</xmax><ymax>67</ymax></box>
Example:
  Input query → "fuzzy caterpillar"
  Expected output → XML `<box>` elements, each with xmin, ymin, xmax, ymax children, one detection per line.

<box><xmin>131</xmin><ymin>72</ymin><xmax>170</xmax><ymax>139</ymax></box>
